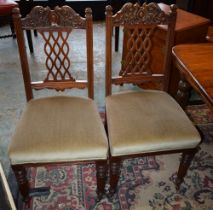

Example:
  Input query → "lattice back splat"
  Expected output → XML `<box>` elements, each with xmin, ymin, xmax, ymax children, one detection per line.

<box><xmin>38</xmin><ymin>28</ymin><xmax>74</xmax><ymax>82</ymax></box>
<box><xmin>120</xmin><ymin>26</ymin><xmax>155</xmax><ymax>76</ymax></box>
<box><xmin>12</xmin><ymin>5</ymin><xmax>94</xmax><ymax>100</ymax></box>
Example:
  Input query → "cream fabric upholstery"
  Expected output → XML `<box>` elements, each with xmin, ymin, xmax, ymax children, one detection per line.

<box><xmin>8</xmin><ymin>96</ymin><xmax>108</xmax><ymax>164</ymax></box>
<box><xmin>106</xmin><ymin>90</ymin><xmax>201</xmax><ymax>157</ymax></box>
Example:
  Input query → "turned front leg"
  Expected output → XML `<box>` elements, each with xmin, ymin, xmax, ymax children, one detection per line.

<box><xmin>109</xmin><ymin>157</ymin><xmax>121</xmax><ymax>196</ymax></box>
<box><xmin>12</xmin><ymin>165</ymin><xmax>30</xmax><ymax>202</ymax></box>
<box><xmin>96</xmin><ymin>160</ymin><xmax>107</xmax><ymax>200</ymax></box>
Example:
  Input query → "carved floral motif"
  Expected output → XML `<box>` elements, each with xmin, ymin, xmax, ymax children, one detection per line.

<box><xmin>112</xmin><ymin>2</ymin><xmax>175</xmax><ymax>25</ymax></box>
<box><xmin>22</xmin><ymin>6</ymin><xmax>86</xmax><ymax>29</ymax></box>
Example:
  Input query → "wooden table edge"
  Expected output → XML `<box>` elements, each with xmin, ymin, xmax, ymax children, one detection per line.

<box><xmin>172</xmin><ymin>47</ymin><xmax>213</xmax><ymax>111</ymax></box>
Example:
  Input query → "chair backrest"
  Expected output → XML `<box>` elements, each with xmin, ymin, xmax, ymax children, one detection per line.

<box><xmin>13</xmin><ymin>6</ymin><xmax>94</xmax><ymax>101</ymax></box>
<box><xmin>105</xmin><ymin>2</ymin><xmax>177</xmax><ymax>96</ymax></box>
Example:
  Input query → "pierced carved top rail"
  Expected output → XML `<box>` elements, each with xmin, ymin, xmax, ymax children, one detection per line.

<box><xmin>12</xmin><ymin>6</ymin><xmax>92</xmax><ymax>29</ymax></box>
<box><xmin>106</xmin><ymin>2</ymin><xmax>177</xmax><ymax>26</ymax></box>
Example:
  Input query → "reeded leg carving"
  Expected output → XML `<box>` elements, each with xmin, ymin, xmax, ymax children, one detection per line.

<box><xmin>176</xmin><ymin>148</ymin><xmax>198</xmax><ymax>190</ymax></box>
<box><xmin>109</xmin><ymin>157</ymin><xmax>121</xmax><ymax>196</ymax></box>
<box><xmin>12</xmin><ymin>165</ymin><xmax>30</xmax><ymax>202</ymax></box>
<box><xmin>96</xmin><ymin>160</ymin><xmax>107</xmax><ymax>201</ymax></box>
<box><xmin>176</xmin><ymin>75</ymin><xmax>192</xmax><ymax>108</ymax></box>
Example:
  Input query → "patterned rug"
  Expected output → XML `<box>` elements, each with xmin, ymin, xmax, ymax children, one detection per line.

<box><xmin>25</xmin><ymin>105</ymin><xmax>213</xmax><ymax>210</ymax></box>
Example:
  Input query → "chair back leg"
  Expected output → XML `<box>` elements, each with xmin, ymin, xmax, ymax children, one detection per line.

<box><xmin>176</xmin><ymin>148</ymin><xmax>199</xmax><ymax>190</ymax></box>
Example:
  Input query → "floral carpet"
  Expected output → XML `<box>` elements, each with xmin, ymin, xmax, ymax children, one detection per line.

<box><xmin>25</xmin><ymin>105</ymin><xmax>213</xmax><ymax>210</ymax></box>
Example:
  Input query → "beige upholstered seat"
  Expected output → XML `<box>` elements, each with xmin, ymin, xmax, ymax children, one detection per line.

<box><xmin>106</xmin><ymin>90</ymin><xmax>200</xmax><ymax>157</ymax></box>
<box><xmin>9</xmin><ymin>96</ymin><xmax>108</xmax><ymax>164</ymax></box>
<box><xmin>8</xmin><ymin>6</ymin><xmax>108</xmax><ymax>202</ymax></box>
<box><xmin>105</xmin><ymin>2</ymin><xmax>201</xmax><ymax>196</ymax></box>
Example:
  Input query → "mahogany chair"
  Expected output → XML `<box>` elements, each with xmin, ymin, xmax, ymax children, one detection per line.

<box><xmin>8</xmin><ymin>6</ymin><xmax>108</xmax><ymax>203</ymax></box>
<box><xmin>105</xmin><ymin>2</ymin><xmax>201</xmax><ymax>195</ymax></box>
<box><xmin>0</xmin><ymin>0</ymin><xmax>17</xmax><ymax>38</ymax></box>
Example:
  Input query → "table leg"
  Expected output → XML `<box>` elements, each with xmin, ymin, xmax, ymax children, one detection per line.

<box><xmin>175</xmin><ymin>74</ymin><xmax>192</xmax><ymax>108</ymax></box>
<box><xmin>34</xmin><ymin>30</ymin><xmax>37</xmax><ymax>37</ymax></box>
<box><xmin>26</xmin><ymin>30</ymin><xmax>34</xmax><ymax>54</ymax></box>
<box><xmin>115</xmin><ymin>26</ymin><xmax>119</xmax><ymax>52</ymax></box>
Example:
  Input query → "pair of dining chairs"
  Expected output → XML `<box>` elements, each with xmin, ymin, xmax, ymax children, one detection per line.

<box><xmin>8</xmin><ymin>2</ymin><xmax>201</xmax><ymax>204</ymax></box>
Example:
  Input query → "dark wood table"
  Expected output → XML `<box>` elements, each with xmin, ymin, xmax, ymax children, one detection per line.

<box><xmin>166</xmin><ymin>5</ymin><xmax>210</xmax><ymax>96</ymax></box>
<box><xmin>172</xmin><ymin>43</ymin><xmax>213</xmax><ymax>111</ymax></box>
